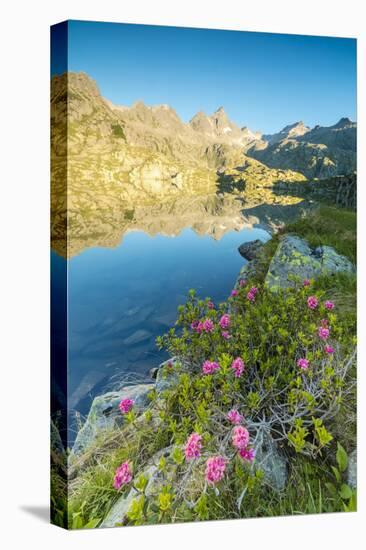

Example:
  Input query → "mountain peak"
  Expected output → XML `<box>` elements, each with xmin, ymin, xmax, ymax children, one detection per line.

<box><xmin>333</xmin><ymin>117</ymin><xmax>353</xmax><ymax>128</ymax></box>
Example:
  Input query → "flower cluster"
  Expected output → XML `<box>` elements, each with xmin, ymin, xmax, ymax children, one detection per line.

<box><xmin>202</xmin><ymin>360</ymin><xmax>220</xmax><ymax>375</ymax></box>
<box><xmin>318</xmin><ymin>326</ymin><xmax>330</xmax><ymax>340</ymax></box>
<box><xmin>184</xmin><ymin>432</ymin><xmax>202</xmax><ymax>460</ymax></box>
<box><xmin>119</xmin><ymin>398</ymin><xmax>134</xmax><ymax>414</ymax></box>
<box><xmin>205</xmin><ymin>456</ymin><xmax>227</xmax><ymax>485</ymax></box>
<box><xmin>307</xmin><ymin>296</ymin><xmax>318</xmax><ymax>310</ymax></box>
<box><xmin>231</xmin><ymin>357</ymin><xmax>245</xmax><ymax>378</ymax></box>
<box><xmin>325</xmin><ymin>344</ymin><xmax>335</xmax><ymax>354</ymax></box>
<box><xmin>324</xmin><ymin>300</ymin><xmax>335</xmax><ymax>310</ymax></box>
<box><xmin>303</xmin><ymin>279</ymin><xmax>311</xmax><ymax>287</ymax></box>
<box><xmin>219</xmin><ymin>314</ymin><xmax>231</xmax><ymax>329</ymax></box>
<box><xmin>232</xmin><ymin>425</ymin><xmax>250</xmax><ymax>449</ymax></box>
<box><xmin>113</xmin><ymin>461</ymin><xmax>133</xmax><ymax>490</ymax></box>
<box><xmin>231</xmin><ymin>289</ymin><xmax>238</xmax><ymax>297</ymax></box>
<box><xmin>227</xmin><ymin>409</ymin><xmax>243</xmax><ymax>425</ymax></box>
<box><xmin>297</xmin><ymin>357</ymin><xmax>309</xmax><ymax>370</ymax></box>
<box><xmin>247</xmin><ymin>286</ymin><xmax>258</xmax><ymax>303</ymax></box>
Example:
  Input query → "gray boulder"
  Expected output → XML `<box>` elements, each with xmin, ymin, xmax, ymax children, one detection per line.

<box><xmin>238</xmin><ymin>239</ymin><xmax>263</xmax><ymax>261</ymax></box>
<box><xmin>254</xmin><ymin>428</ymin><xmax>287</xmax><ymax>492</ymax></box>
<box><xmin>155</xmin><ymin>357</ymin><xmax>180</xmax><ymax>394</ymax></box>
<box><xmin>265</xmin><ymin>235</ymin><xmax>354</xmax><ymax>290</ymax></box>
<box><xmin>72</xmin><ymin>383</ymin><xmax>154</xmax><ymax>456</ymax></box>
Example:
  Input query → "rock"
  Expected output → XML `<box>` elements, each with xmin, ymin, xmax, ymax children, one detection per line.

<box><xmin>347</xmin><ymin>448</ymin><xmax>357</xmax><ymax>489</ymax></box>
<box><xmin>101</xmin><ymin>447</ymin><xmax>174</xmax><ymax>528</ymax></box>
<box><xmin>238</xmin><ymin>239</ymin><xmax>263</xmax><ymax>261</ymax></box>
<box><xmin>265</xmin><ymin>235</ymin><xmax>354</xmax><ymax>290</ymax></box>
<box><xmin>254</xmin><ymin>428</ymin><xmax>287</xmax><ymax>491</ymax></box>
<box><xmin>155</xmin><ymin>358</ymin><xmax>180</xmax><ymax>394</ymax></box>
<box><xmin>72</xmin><ymin>383</ymin><xmax>154</xmax><ymax>456</ymax></box>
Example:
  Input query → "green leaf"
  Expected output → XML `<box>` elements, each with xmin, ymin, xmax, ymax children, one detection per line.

<box><xmin>336</xmin><ymin>442</ymin><xmax>348</xmax><ymax>472</ymax></box>
<box><xmin>339</xmin><ymin>484</ymin><xmax>353</xmax><ymax>500</ymax></box>
<box><xmin>331</xmin><ymin>466</ymin><xmax>341</xmax><ymax>483</ymax></box>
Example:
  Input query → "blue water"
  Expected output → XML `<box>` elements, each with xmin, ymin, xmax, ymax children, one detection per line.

<box><xmin>61</xmin><ymin>226</ymin><xmax>270</xmax><ymax>416</ymax></box>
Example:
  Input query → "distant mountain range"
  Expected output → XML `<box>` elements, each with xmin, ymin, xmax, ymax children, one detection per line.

<box><xmin>52</xmin><ymin>71</ymin><xmax>356</xmax><ymax>180</ymax></box>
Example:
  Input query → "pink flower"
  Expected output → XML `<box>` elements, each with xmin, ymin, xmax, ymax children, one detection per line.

<box><xmin>221</xmin><ymin>330</ymin><xmax>231</xmax><ymax>340</ymax></box>
<box><xmin>239</xmin><ymin>448</ymin><xmax>256</xmax><ymax>462</ymax></box>
<box><xmin>303</xmin><ymin>279</ymin><xmax>311</xmax><ymax>287</ymax></box>
<box><xmin>318</xmin><ymin>326</ymin><xmax>330</xmax><ymax>340</ymax></box>
<box><xmin>247</xmin><ymin>287</ymin><xmax>258</xmax><ymax>303</ymax></box>
<box><xmin>232</xmin><ymin>425</ymin><xmax>250</xmax><ymax>450</ymax></box>
<box><xmin>113</xmin><ymin>461</ymin><xmax>133</xmax><ymax>490</ymax></box>
<box><xmin>231</xmin><ymin>357</ymin><xmax>245</xmax><ymax>378</ymax></box>
<box><xmin>324</xmin><ymin>300</ymin><xmax>335</xmax><ymax>310</ymax></box>
<box><xmin>307</xmin><ymin>296</ymin><xmax>318</xmax><ymax>310</ymax></box>
<box><xmin>219</xmin><ymin>314</ymin><xmax>231</xmax><ymax>329</ymax></box>
<box><xmin>325</xmin><ymin>345</ymin><xmax>335</xmax><ymax>354</ymax></box>
<box><xmin>184</xmin><ymin>432</ymin><xmax>202</xmax><ymax>460</ymax></box>
<box><xmin>297</xmin><ymin>358</ymin><xmax>309</xmax><ymax>370</ymax></box>
<box><xmin>239</xmin><ymin>279</ymin><xmax>247</xmax><ymax>287</ymax></box>
<box><xmin>207</xmin><ymin>301</ymin><xmax>215</xmax><ymax>310</ymax></box>
<box><xmin>166</xmin><ymin>361</ymin><xmax>173</xmax><ymax>369</ymax></box>
<box><xmin>231</xmin><ymin>289</ymin><xmax>238</xmax><ymax>297</ymax></box>
<box><xmin>202</xmin><ymin>318</ymin><xmax>214</xmax><ymax>333</ymax></box>
<box><xmin>191</xmin><ymin>320</ymin><xmax>199</xmax><ymax>330</ymax></box>
<box><xmin>205</xmin><ymin>456</ymin><xmax>227</xmax><ymax>485</ymax></box>
<box><xmin>202</xmin><ymin>360</ymin><xmax>220</xmax><ymax>375</ymax></box>
<box><xmin>227</xmin><ymin>409</ymin><xmax>243</xmax><ymax>425</ymax></box>
<box><xmin>119</xmin><ymin>398</ymin><xmax>134</xmax><ymax>414</ymax></box>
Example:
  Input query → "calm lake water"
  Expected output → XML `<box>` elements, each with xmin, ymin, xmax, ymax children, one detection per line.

<box><xmin>62</xmin><ymin>225</ymin><xmax>270</xmax><ymax>419</ymax></box>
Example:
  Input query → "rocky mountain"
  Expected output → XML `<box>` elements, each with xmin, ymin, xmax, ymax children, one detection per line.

<box><xmin>250</xmin><ymin>118</ymin><xmax>356</xmax><ymax>179</ymax></box>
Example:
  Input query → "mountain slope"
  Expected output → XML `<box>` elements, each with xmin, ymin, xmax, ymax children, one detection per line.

<box><xmin>249</xmin><ymin>118</ymin><xmax>356</xmax><ymax>179</ymax></box>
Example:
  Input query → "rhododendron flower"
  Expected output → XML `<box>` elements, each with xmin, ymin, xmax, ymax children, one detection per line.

<box><xmin>297</xmin><ymin>358</ymin><xmax>309</xmax><ymax>370</ymax></box>
<box><xmin>202</xmin><ymin>360</ymin><xmax>220</xmax><ymax>375</ymax></box>
<box><xmin>303</xmin><ymin>279</ymin><xmax>311</xmax><ymax>287</ymax></box>
<box><xmin>113</xmin><ymin>461</ymin><xmax>133</xmax><ymax>490</ymax></box>
<box><xmin>324</xmin><ymin>300</ymin><xmax>335</xmax><ymax>310</ymax></box>
<box><xmin>239</xmin><ymin>447</ymin><xmax>256</xmax><ymax>462</ymax></box>
<box><xmin>247</xmin><ymin>287</ymin><xmax>258</xmax><ymax>303</ymax></box>
<box><xmin>231</xmin><ymin>289</ymin><xmax>238</xmax><ymax>297</ymax></box>
<box><xmin>232</xmin><ymin>425</ymin><xmax>250</xmax><ymax>450</ymax></box>
<box><xmin>227</xmin><ymin>409</ymin><xmax>243</xmax><ymax>425</ymax></box>
<box><xmin>219</xmin><ymin>314</ymin><xmax>231</xmax><ymax>329</ymax></box>
<box><xmin>307</xmin><ymin>296</ymin><xmax>318</xmax><ymax>310</ymax></box>
<box><xmin>207</xmin><ymin>301</ymin><xmax>215</xmax><ymax>310</ymax></box>
<box><xmin>239</xmin><ymin>279</ymin><xmax>247</xmax><ymax>287</ymax></box>
<box><xmin>325</xmin><ymin>345</ymin><xmax>335</xmax><ymax>354</ymax></box>
<box><xmin>221</xmin><ymin>330</ymin><xmax>231</xmax><ymax>340</ymax></box>
<box><xmin>184</xmin><ymin>432</ymin><xmax>202</xmax><ymax>460</ymax></box>
<box><xmin>202</xmin><ymin>318</ymin><xmax>214</xmax><ymax>332</ymax></box>
<box><xmin>205</xmin><ymin>456</ymin><xmax>227</xmax><ymax>485</ymax></box>
<box><xmin>119</xmin><ymin>398</ymin><xmax>134</xmax><ymax>414</ymax></box>
<box><xmin>318</xmin><ymin>326</ymin><xmax>330</xmax><ymax>340</ymax></box>
<box><xmin>231</xmin><ymin>357</ymin><xmax>245</xmax><ymax>377</ymax></box>
<box><xmin>191</xmin><ymin>320</ymin><xmax>199</xmax><ymax>330</ymax></box>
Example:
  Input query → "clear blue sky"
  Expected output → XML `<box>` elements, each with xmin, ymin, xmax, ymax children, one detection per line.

<box><xmin>52</xmin><ymin>20</ymin><xmax>356</xmax><ymax>134</ymax></box>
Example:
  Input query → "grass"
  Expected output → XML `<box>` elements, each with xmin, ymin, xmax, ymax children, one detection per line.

<box><xmin>282</xmin><ymin>205</ymin><xmax>356</xmax><ymax>263</ymax></box>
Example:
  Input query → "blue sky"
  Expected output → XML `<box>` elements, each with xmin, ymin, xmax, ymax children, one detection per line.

<box><xmin>52</xmin><ymin>20</ymin><xmax>356</xmax><ymax>134</ymax></box>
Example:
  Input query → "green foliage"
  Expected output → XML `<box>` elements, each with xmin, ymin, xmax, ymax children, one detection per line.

<box><xmin>111</xmin><ymin>123</ymin><xmax>126</xmax><ymax>140</ymax></box>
